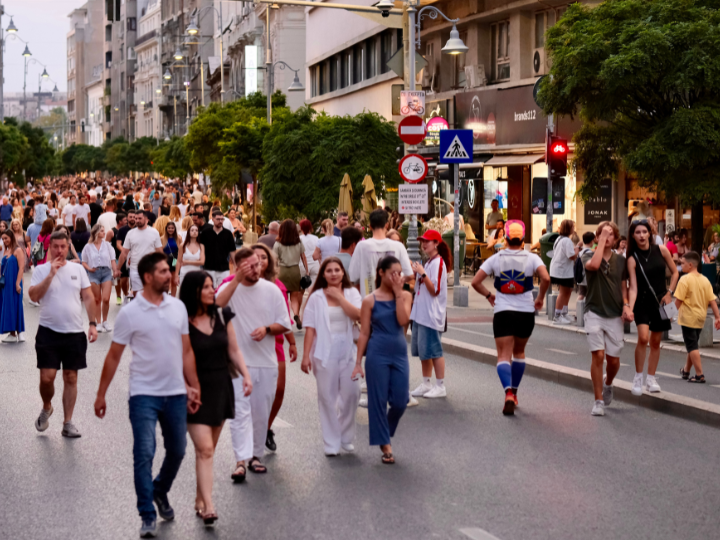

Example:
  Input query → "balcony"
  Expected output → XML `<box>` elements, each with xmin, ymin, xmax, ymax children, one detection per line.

<box><xmin>135</xmin><ymin>29</ymin><xmax>156</xmax><ymax>47</ymax></box>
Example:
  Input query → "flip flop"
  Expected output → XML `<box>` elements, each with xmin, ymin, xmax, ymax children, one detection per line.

<box><xmin>381</xmin><ymin>453</ymin><xmax>395</xmax><ymax>465</ymax></box>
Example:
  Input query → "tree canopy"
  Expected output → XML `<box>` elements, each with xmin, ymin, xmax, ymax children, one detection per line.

<box><xmin>539</xmin><ymin>0</ymin><xmax>720</xmax><ymax>207</ymax></box>
<box><xmin>0</xmin><ymin>122</ymin><xmax>30</xmax><ymax>183</ymax></box>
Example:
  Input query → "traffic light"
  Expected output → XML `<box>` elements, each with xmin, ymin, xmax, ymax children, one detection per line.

<box><xmin>548</xmin><ymin>136</ymin><xmax>568</xmax><ymax>177</ymax></box>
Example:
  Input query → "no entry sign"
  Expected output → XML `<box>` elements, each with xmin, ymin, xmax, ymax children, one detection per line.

<box><xmin>399</xmin><ymin>154</ymin><xmax>428</xmax><ymax>183</ymax></box>
<box><xmin>398</xmin><ymin>116</ymin><xmax>427</xmax><ymax>146</ymax></box>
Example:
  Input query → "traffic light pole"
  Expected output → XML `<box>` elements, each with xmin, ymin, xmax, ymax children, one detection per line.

<box><xmin>546</xmin><ymin>113</ymin><xmax>555</xmax><ymax>233</ymax></box>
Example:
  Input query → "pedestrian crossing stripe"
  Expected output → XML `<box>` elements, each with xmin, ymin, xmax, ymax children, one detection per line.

<box><xmin>443</xmin><ymin>135</ymin><xmax>470</xmax><ymax>160</ymax></box>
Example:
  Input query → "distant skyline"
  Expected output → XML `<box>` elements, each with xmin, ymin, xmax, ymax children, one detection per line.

<box><xmin>1</xmin><ymin>0</ymin><xmax>83</xmax><ymax>93</ymax></box>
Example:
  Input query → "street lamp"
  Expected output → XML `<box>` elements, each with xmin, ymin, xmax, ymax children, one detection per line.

<box><xmin>185</xmin><ymin>20</ymin><xmax>199</xmax><ymax>36</ymax></box>
<box><xmin>163</xmin><ymin>68</ymin><xmax>172</xmax><ymax>80</ymax></box>
<box><xmin>265</xmin><ymin>61</ymin><xmax>304</xmax><ymax>125</ymax></box>
<box><xmin>173</xmin><ymin>47</ymin><xmax>184</xmax><ymax>61</ymax></box>
<box><xmin>185</xmin><ymin>5</ymin><xmax>225</xmax><ymax>103</ymax></box>
<box><xmin>22</xmin><ymin>43</ymin><xmax>30</xmax><ymax>56</ymax></box>
<box><xmin>6</xmin><ymin>17</ymin><xmax>17</xmax><ymax>33</ymax></box>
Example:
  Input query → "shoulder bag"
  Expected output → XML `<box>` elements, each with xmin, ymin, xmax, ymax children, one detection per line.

<box><xmin>633</xmin><ymin>252</ymin><xmax>678</xmax><ymax>321</ymax></box>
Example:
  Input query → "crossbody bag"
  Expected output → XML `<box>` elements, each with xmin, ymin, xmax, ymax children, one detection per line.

<box><xmin>633</xmin><ymin>253</ymin><xmax>678</xmax><ymax>321</ymax></box>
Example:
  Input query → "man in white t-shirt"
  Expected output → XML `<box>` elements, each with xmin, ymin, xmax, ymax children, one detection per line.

<box><xmin>61</xmin><ymin>195</ymin><xmax>77</xmax><ymax>229</ymax></box>
<box><xmin>94</xmin><ymin>252</ymin><xmax>201</xmax><ymax>538</ymax></box>
<box><xmin>117</xmin><ymin>210</ymin><xmax>162</xmax><ymax>295</ymax></box>
<box><xmin>29</xmin><ymin>230</ymin><xmax>98</xmax><ymax>439</ymax></box>
<box><xmin>216</xmin><ymin>247</ymin><xmax>291</xmax><ymax>477</ymax></box>
<box><xmin>72</xmin><ymin>193</ymin><xmax>91</xmax><ymax>229</ymax></box>
<box><xmin>471</xmin><ymin>221</ymin><xmax>550</xmax><ymax>416</ymax></box>
<box><xmin>349</xmin><ymin>208</ymin><xmax>413</xmax><ymax>298</ymax></box>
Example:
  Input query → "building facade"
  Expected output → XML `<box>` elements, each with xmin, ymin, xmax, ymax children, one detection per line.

<box><xmin>134</xmin><ymin>0</ymin><xmax>161</xmax><ymax>139</ymax></box>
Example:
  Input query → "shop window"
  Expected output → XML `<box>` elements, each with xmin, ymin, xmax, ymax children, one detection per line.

<box><xmin>491</xmin><ymin>21</ymin><xmax>510</xmax><ymax>81</ymax></box>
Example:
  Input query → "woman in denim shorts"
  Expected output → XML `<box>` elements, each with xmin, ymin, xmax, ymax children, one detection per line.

<box><xmin>81</xmin><ymin>224</ymin><xmax>118</xmax><ymax>333</ymax></box>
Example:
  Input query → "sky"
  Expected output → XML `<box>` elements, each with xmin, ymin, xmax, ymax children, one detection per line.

<box><xmin>1</xmin><ymin>0</ymin><xmax>84</xmax><ymax>93</ymax></box>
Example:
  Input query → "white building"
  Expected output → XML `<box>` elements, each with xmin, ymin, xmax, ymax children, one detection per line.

<box><xmin>85</xmin><ymin>65</ymin><xmax>105</xmax><ymax>146</ymax></box>
<box><xmin>134</xmin><ymin>0</ymin><xmax>161</xmax><ymax>139</ymax></box>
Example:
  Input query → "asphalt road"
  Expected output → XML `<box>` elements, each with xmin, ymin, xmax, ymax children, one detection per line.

<box><xmin>1</xmin><ymin>290</ymin><xmax>720</xmax><ymax>540</ymax></box>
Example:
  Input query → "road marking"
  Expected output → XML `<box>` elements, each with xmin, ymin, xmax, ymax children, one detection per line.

<box><xmin>460</xmin><ymin>528</ymin><xmax>503</xmax><ymax>540</ymax></box>
<box><xmin>546</xmin><ymin>348</ymin><xmax>575</xmax><ymax>355</ymax></box>
<box><xmin>271</xmin><ymin>417</ymin><xmax>293</xmax><ymax>429</ymax></box>
<box><xmin>656</xmin><ymin>371</ymin><xmax>681</xmax><ymax>380</ymax></box>
<box><xmin>448</xmin><ymin>326</ymin><xmax>494</xmax><ymax>338</ymax></box>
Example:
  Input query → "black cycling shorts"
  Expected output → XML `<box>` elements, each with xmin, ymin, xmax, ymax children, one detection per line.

<box><xmin>493</xmin><ymin>311</ymin><xmax>535</xmax><ymax>339</ymax></box>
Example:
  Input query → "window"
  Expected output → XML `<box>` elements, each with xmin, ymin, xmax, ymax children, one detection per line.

<box><xmin>491</xmin><ymin>21</ymin><xmax>510</xmax><ymax>81</ymax></box>
<box><xmin>320</xmin><ymin>61</ymin><xmax>329</xmax><ymax>95</ymax></box>
<box><xmin>365</xmin><ymin>38</ymin><xmax>377</xmax><ymax>79</ymax></box>
<box><xmin>341</xmin><ymin>51</ymin><xmax>350</xmax><ymax>89</ymax></box>
<box><xmin>330</xmin><ymin>55</ymin><xmax>338</xmax><ymax>92</ymax></box>
<box><xmin>310</xmin><ymin>65</ymin><xmax>318</xmax><ymax>97</ymax></box>
<box><xmin>381</xmin><ymin>31</ymin><xmax>393</xmax><ymax>74</ymax></box>
<box><xmin>353</xmin><ymin>44</ymin><xmax>363</xmax><ymax>83</ymax></box>
<box><xmin>121</xmin><ymin>72</ymin><xmax>125</xmax><ymax>91</ymax></box>
<box><xmin>455</xmin><ymin>32</ymin><xmax>468</xmax><ymax>87</ymax></box>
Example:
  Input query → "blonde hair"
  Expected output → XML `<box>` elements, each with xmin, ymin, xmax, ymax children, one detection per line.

<box><xmin>10</xmin><ymin>218</ymin><xmax>22</xmax><ymax>233</ymax></box>
<box><xmin>321</xmin><ymin>219</ymin><xmax>334</xmax><ymax>236</ymax></box>
<box><xmin>181</xmin><ymin>215</ymin><xmax>193</xmax><ymax>232</ymax></box>
<box><xmin>387</xmin><ymin>228</ymin><xmax>401</xmax><ymax>242</ymax></box>
<box><xmin>595</xmin><ymin>221</ymin><xmax>620</xmax><ymax>243</ymax></box>
<box><xmin>89</xmin><ymin>223</ymin><xmax>105</xmax><ymax>243</ymax></box>
<box><xmin>154</xmin><ymin>215</ymin><xmax>170</xmax><ymax>236</ymax></box>
<box><xmin>169</xmin><ymin>205</ymin><xmax>182</xmax><ymax>222</ymax></box>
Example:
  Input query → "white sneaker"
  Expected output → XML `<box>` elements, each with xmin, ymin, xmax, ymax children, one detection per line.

<box><xmin>407</xmin><ymin>395</ymin><xmax>419</xmax><ymax>407</ymax></box>
<box><xmin>645</xmin><ymin>375</ymin><xmax>661</xmax><ymax>393</ymax></box>
<box><xmin>102</xmin><ymin>321</ymin><xmax>112</xmax><ymax>332</ymax></box>
<box><xmin>423</xmin><ymin>385</ymin><xmax>447</xmax><ymax>398</ymax></box>
<box><xmin>18</xmin><ymin>333</ymin><xmax>26</xmax><ymax>342</ymax></box>
<box><xmin>360</xmin><ymin>381</ymin><xmax>367</xmax><ymax>394</ymax></box>
<box><xmin>341</xmin><ymin>443</ymin><xmax>355</xmax><ymax>453</ymax></box>
<box><xmin>358</xmin><ymin>397</ymin><xmax>368</xmax><ymax>408</ymax></box>
<box><xmin>602</xmin><ymin>376</ymin><xmax>613</xmax><ymax>406</ymax></box>
<box><xmin>1</xmin><ymin>333</ymin><xmax>18</xmax><ymax>343</ymax></box>
<box><xmin>96</xmin><ymin>322</ymin><xmax>106</xmax><ymax>333</ymax></box>
<box><xmin>28</xmin><ymin>300</ymin><xmax>40</xmax><ymax>307</ymax></box>
<box><xmin>553</xmin><ymin>314</ymin><xmax>571</xmax><ymax>325</ymax></box>
<box><xmin>411</xmin><ymin>381</ymin><xmax>433</xmax><ymax>397</ymax></box>
<box><xmin>591</xmin><ymin>400</ymin><xmax>605</xmax><ymax>416</ymax></box>
<box><xmin>631</xmin><ymin>373</ymin><xmax>643</xmax><ymax>396</ymax></box>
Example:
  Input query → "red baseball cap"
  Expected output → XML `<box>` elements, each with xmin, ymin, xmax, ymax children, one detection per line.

<box><xmin>418</xmin><ymin>229</ymin><xmax>442</xmax><ymax>243</ymax></box>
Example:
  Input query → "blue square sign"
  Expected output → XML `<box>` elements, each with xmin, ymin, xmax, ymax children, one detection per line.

<box><xmin>439</xmin><ymin>130</ymin><xmax>474</xmax><ymax>164</ymax></box>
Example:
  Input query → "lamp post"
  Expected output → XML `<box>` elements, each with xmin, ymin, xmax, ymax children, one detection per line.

<box><xmin>0</xmin><ymin>5</ymin><xmax>20</xmax><ymax>122</ymax></box>
<box><xmin>265</xmin><ymin>61</ymin><xmax>304</xmax><ymax>125</ymax></box>
<box><xmin>185</xmin><ymin>5</ymin><xmax>224</xmax><ymax>104</ymax></box>
<box><xmin>35</xmin><ymin>66</ymin><xmax>49</xmax><ymax>119</ymax></box>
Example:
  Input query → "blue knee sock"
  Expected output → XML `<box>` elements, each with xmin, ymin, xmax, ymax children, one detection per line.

<box><xmin>511</xmin><ymin>358</ymin><xmax>526</xmax><ymax>391</ymax></box>
<box><xmin>497</xmin><ymin>361</ymin><xmax>512</xmax><ymax>391</ymax></box>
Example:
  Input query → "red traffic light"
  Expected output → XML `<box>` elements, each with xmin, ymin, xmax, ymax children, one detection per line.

<box><xmin>551</xmin><ymin>142</ymin><xmax>568</xmax><ymax>155</ymax></box>
<box><xmin>548</xmin><ymin>136</ymin><xmax>568</xmax><ymax>177</ymax></box>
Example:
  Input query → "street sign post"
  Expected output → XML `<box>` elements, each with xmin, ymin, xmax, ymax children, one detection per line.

<box><xmin>399</xmin><ymin>154</ymin><xmax>428</xmax><ymax>183</ymax></box>
<box><xmin>399</xmin><ymin>184</ymin><xmax>428</xmax><ymax>215</ymax></box>
<box><xmin>398</xmin><ymin>116</ymin><xmax>427</xmax><ymax>146</ymax></box>
<box><xmin>439</xmin><ymin>130</ymin><xmax>473</xmax><ymax>307</ymax></box>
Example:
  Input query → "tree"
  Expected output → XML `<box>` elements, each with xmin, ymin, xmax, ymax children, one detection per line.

<box><xmin>151</xmin><ymin>137</ymin><xmax>192</xmax><ymax>179</ymax></box>
<box><xmin>539</xmin><ymin>0</ymin><xmax>720</xmax><ymax>251</ymax></box>
<box><xmin>0</xmin><ymin>123</ymin><xmax>29</xmax><ymax>184</ymax></box>
<box><xmin>33</xmin><ymin>107</ymin><xmax>67</xmax><ymax>138</ymax></box>
<box><xmin>260</xmin><ymin>107</ymin><xmax>402</xmax><ymax>224</ymax></box>
<box><xmin>17</xmin><ymin>121</ymin><xmax>56</xmax><ymax>180</ymax></box>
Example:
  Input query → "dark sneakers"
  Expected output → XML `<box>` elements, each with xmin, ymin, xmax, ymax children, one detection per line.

<box><xmin>502</xmin><ymin>390</ymin><xmax>516</xmax><ymax>416</ymax></box>
<box><xmin>265</xmin><ymin>429</ymin><xmax>277</xmax><ymax>452</ymax></box>
<box><xmin>139</xmin><ymin>518</ymin><xmax>158</xmax><ymax>538</ymax></box>
<box><xmin>153</xmin><ymin>491</ymin><xmax>175</xmax><ymax>521</ymax></box>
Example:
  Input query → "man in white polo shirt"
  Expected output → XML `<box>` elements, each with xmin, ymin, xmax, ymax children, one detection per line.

<box><xmin>117</xmin><ymin>210</ymin><xmax>162</xmax><ymax>296</ymax></box>
<box><xmin>94</xmin><ymin>252</ymin><xmax>201</xmax><ymax>538</ymax></box>
<box><xmin>29</xmin><ymin>230</ymin><xmax>98</xmax><ymax>438</ymax></box>
<box><xmin>73</xmin><ymin>193</ymin><xmax>92</xmax><ymax>229</ymax></box>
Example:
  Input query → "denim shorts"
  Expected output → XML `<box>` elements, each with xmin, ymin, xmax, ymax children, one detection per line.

<box><xmin>411</xmin><ymin>321</ymin><xmax>443</xmax><ymax>360</ymax></box>
<box><xmin>87</xmin><ymin>266</ymin><xmax>113</xmax><ymax>285</ymax></box>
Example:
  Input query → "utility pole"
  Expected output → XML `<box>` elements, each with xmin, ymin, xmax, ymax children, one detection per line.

<box><xmin>546</xmin><ymin>113</ymin><xmax>555</xmax><ymax>233</ymax></box>
<box><xmin>404</xmin><ymin>1</ymin><xmax>421</xmax><ymax>263</ymax></box>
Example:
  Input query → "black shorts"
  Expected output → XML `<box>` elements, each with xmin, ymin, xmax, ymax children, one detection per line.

<box><xmin>36</xmin><ymin>326</ymin><xmax>88</xmax><ymax>371</ymax></box>
<box><xmin>633</xmin><ymin>304</ymin><xmax>672</xmax><ymax>333</ymax></box>
<box><xmin>493</xmin><ymin>311</ymin><xmax>536</xmax><ymax>339</ymax></box>
<box><xmin>681</xmin><ymin>326</ymin><xmax>702</xmax><ymax>353</ymax></box>
<box><xmin>120</xmin><ymin>260</ymin><xmax>129</xmax><ymax>278</ymax></box>
<box><xmin>551</xmin><ymin>276</ymin><xmax>575</xmax><ymax>288</ymax></box>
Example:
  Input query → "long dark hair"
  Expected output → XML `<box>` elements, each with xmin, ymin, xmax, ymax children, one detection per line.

<box><xmin>277</xmin><ymin>219</ymin><xmax>300</xmax><ymax>246</ymax></box>
<box><xmin>375</xmin><ymin>255</ymin><xmax>401</xmax><ymax>289</ymax></box>
<box><xmin>429</xmin><ymin>239</ymin><xmax>453</xmax><ymax>271</ymax></box>
<box><xmin>626</xmin><ymin>221</ymin><xmax>654</xmax><ymax>259</ymax></box>
<box><xmin>179</xmin><ymin>270</ymin><xmax>216</xmax><ymax>321</ymax></box>
<box><xmin>309</xmin><ymin>256</ymin><xmax>352</xmax><ymax>297</ymax></box>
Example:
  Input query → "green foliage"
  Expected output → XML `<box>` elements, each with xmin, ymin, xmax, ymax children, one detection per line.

<box><xmin>150</xmin><ymin>137</ymin><xmax>191</xmax><ymax>179</ymax></box>
<box><xmin>0</xmin><ymin>122</ymin><xmax>30</xmax><ymax>180</ymax></box>
<box><xmin>539</xmin><ymin>0</ymin><xmax>720</xmax><ymax>204</ymax></box>
<box><xmin>260</xmin><ymin>107</ymin><xmax>402</xmax><ymax>224</ymax></box>
<box><xmin>14</xmin><ymin>121</ymin><xmax>56</xmax><ymax>179</ymax></box>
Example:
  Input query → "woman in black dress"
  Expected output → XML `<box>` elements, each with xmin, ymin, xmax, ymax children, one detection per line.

<box><xmin>180</xmin><ymin>271</ymin><xmax>252</xmax><ymax>527</ymax></box>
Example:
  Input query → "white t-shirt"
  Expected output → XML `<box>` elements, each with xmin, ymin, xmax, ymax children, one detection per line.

<box><xmin>31</xmin><ymin>261</ymin><xmax>91</xmax><ymax>333</ymax></box>
<box><xmin>410</xmin><ymin>256</ymin><xmax>448</xmax><ymax>331</ymax></box>
<box><xmin>97</xmin><ymin>211</ymin><xmax>117</xmax><ymax>232</ymax></box>
<box><xmin>73</xmin><ymin>203</ymin><xmax>91</xmax><ymax>226</ymax></box>
<box><xmin>301</xmin><ymin>234</ymin><xmax>319</xmax><ymax>261</ymax></box>
<box><xmin>62</xmin><ymin>204</ymin><xmax>76</xmax><ymax>227</ymax></box>
<box><xmin>317</xmin><ymin>235</ymin><xmax>340</xmax><ymax>262</ymax></box>
<box><xmin>480</xmin><ymin>250</ymin><xmax>544</xmax><ymax>313</ymax></box>
<box><xmin>112</xmin><ymin>293</ymin><xmax>189</xmax><ymax>397</ymax></box>
<box><xmin>178</xmin><ymin>204</ymin><xmax>188</xmax><ymax>218</ymax></box>
<box><xmin>549</xmin><ymin>235</ymin><xmax>576</xmax><ymax>279</ymax></box>
<box><xmin>217</xmin><ymin>279</ymin><xmax>292</xmax><ymax>369</ymax></box>
<box><xmin>349</xmin><ymin>237</ymin><xmax>413</xmax><ymax>297</ymax></box>
<box><xmin>123</xmin><ymin>226</ymin><xmax>162</xmax><ymax>271</ymax></box>
<box><xmin>655</xmin><ymin>235</ymin><xmax>664</xmax><ymax>246</ymax></box>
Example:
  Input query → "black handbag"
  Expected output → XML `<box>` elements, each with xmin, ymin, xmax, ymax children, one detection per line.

<box><xmin>300</xmin><ymin>275</ymin><xmax>312</xmax><ymax>290</ymax></box>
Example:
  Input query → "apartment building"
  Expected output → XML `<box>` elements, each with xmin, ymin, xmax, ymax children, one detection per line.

<box><xmin>306</xmin><ymin>0</ymin><xmax>623</xmax><ymax>242</ymax></box>
<box><xmin>66</xmin><ymin>0</ymin><xmax>103</xmax><ymax>145</ymax></box>
<box><xmin>134</xmin><ymin>0</ymin><xmax>161</xmax><ymax>139</ymax></box>
<box><xmin>85</xmin><ymin>65</ymin><xmax>105</xmax><ymax>146</ymax></box>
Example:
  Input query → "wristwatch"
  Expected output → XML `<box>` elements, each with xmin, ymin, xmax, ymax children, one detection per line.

<box><xmin>420</xmin><ymin>273</ymin><xmax>427</xmax><ymax>281</ymax></box>
<box><xmin>89</xmin><ymin>321</ymin><xmax>97</xmax><ymax>327</ymax></box>
<box><xmin>485</xmin><ymin>291</ymin><xmax>492</xmax><ymax>299</ymax></box>
<box><xmin>265</xmin><ymin>326</ymin><xmax>272</xmax><ymax>335</ymax></box>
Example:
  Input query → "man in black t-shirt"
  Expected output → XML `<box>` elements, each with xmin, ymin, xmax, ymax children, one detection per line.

<box><xmin>89</xmin><ymin>193</ymin><xmax>103</xmax><ymax>226</ymax></box>
<box><xmin>142</xmin><ymin>202</ymin><xmax>157</xmax><ymax>227</ymax></box>
<box><xmin>199</xmin><ymin>210</ymin><xmax>236</xmax><ymax>287</ymax></box>
<box><xmin>113</xmin><ymin>210</ymin><xmax>136</xmax><ymax>304</ymax></box>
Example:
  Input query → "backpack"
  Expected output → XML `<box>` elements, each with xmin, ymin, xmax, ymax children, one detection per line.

<box><xmin>574</xmin><ymin>247</ymin><xmax>591</xmax><ymax>284</ymax></box>
<box><xmin>492</xmin><ymin>249</ymin><xmax>534</xmax><ymax>295</ymax></box>
<box><xmin>31</xmin><ymin>236</ymin><xmax>46</xmax><ymax>263</ymax></box>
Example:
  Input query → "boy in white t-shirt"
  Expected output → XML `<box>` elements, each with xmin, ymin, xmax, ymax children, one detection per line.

<box><xmin>72</xmin><ymin>194</ymin><xmax>91</xmax><ymax>229</ymax></box>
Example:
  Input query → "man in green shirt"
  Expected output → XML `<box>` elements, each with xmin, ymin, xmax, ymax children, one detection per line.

<box><xmin>582</xmin><ymin>221</ymin><xmax>633</xmax><ymax>417</ymax></box>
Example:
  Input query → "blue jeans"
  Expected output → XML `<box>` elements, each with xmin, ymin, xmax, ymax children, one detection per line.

<box><xmin>128</xmin><ymin>395</ymin><xmax>187</xmax><ymax>520</ymax></box>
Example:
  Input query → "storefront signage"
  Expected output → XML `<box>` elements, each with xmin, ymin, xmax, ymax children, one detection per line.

<box><xmin>399</xmin><ymin>184</ymin><xmax>428</xmax><ymax>214</ymax></box>
<box><xmin>400</xmin><ymin>91</ymin><xmax>425</xmax><ymax>116</ymax></box>
<box><xmin>426</xmin><ymin>117</ymin><xmax>449</xmax><ymax>145</ymax></box>
<box><xmin>531</xmin><ymin>177</ymin><xmax>565</xmax><ymax>215</ymax></box>
<box><xmin>583</xmin><ymin>180</ymin><xmax>612</xmax><ymax>225</ymax></box>
<box><xmin>399</xmin><ymin>154</ymin><xmax>428</xmax><ymax>183</ymax></box>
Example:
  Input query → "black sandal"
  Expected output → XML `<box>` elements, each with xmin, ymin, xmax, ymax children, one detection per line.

<box><xmin>247</xmin><ymin>457</ymin><xmax>267</xmax><ymax>473</ymax></box>
<box><xmin>202</xmin><ymin>512</ymin><xmax>218</xmax><ymax>527</ymax></box>
<box><xmin>680</xmin><ymin>367</ymin><xmax>690</xmax><ymax>380</ymax></box>
<box><xmin>231</xmin><ymin>463</ymin><xmax>246</xmax><ymax>483</ymax></box>
<box><xmin>381</xmin><ymin>453</ymin><xmax>395</xmax><ymax>465</ymax></box>
<box><xmin>688</xmin><ymin>374</ymin><xmax>706</xmax><ymax>383</ymax></box>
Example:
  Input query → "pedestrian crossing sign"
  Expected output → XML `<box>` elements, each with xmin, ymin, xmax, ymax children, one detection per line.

<box><xmin>439</xmin><ymin>130</ymin><xmax>473</xmax><ymax>164</ymax></box>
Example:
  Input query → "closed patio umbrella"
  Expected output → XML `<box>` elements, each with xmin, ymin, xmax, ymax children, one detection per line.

<box><xmin>361</xmin><ymin>175</ymin><xmax>378</xmax><ymax>214</ymax></box>
<box><xmin>338</xmin><ymin>173</ymin><xmax>353</xmax><ymax>217</ymax></box>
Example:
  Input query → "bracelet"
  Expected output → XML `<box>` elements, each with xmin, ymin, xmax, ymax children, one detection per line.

<box><xmin>485</xmin><ymin>291</ymin><xmax>492</xmax><ymax>299</ymax></box>
<box><xmin>89</xmin><ymin>321</ymin><xmax>97</xmax><ymax>327</ymax></box>
<box><xmin>420</xmin><ymin>274</ymin><xmax>427</xmax><ymax>280</ymax></box>
<box><xmin>265</xmin><ymin>326</ymin><xmax>271</xmax><ymax>335</ymax></box>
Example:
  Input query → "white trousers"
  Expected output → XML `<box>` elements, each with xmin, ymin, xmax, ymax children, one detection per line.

<box><xmin>205</xmin><ymin>270</ymin><xmax>230</xmax><ymax>289</ymax></box>
<box><xmin>230</xmin><ymin>366</ymin><xmax>278</xmax><ymax>462</ymax></box>
<box><xmin>312</xmin><ymin>358</ymin><xmax>360</xmax><ymax>454</ymax></box>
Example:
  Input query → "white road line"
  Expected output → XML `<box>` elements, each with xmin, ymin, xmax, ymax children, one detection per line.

<box><xmin>448</xmin><ymin>326</ymin><xmax>494</xmax><ymax>338</ymax></box>
<box><xmin>656</xmin><ymin>371</ymin><xmax>681</xmax><ymax>380</ymax></box>
<box><xmin>447</xmin><ymin>322</ymin><xmax>493</xmax><ymax>326</ymax></box>
<box><xmin>711</xmin><ymin>385</ymin><xmax>720</xmax><ymax>389</ymax></box>
<box><xmin>271</xmin><ymin>417</ymin><xmax>293</xmax><ymax>429</ymax></box>
<box><xmin>546</xmin><ymin>348</ymin><xmax>575</xmax><ymax>355</ymax></box>
<box><xmin>460</xmin><ymin>528</ymin><xmax>503</xmax><ymax>540</ymax></box>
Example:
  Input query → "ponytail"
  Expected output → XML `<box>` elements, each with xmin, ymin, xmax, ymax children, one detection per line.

<box><xmin>436</xmin><ymin>240</ymin><xmax>452</xmax><ymax>271</ymax></box>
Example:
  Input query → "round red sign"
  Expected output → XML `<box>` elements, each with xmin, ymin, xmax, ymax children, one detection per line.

<box><xmin>398</xmin><ymin>116</ymin><xmax>427</xmax><ymax>146</ymax></box>
<box><xmin>399</xmin><ymin>154</ymin><xmax>428</xmax><ymax>184</ymax></box>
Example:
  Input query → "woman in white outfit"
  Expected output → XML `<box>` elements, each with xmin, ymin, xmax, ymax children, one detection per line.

<box><xmin>301</xmin><ymin>257</ymin><xmax>362</xmax><ymax>456</ymax></box>
<box><xmin>175</xmin><ymin>224</ymin><xmax>205</xmax><ymax>292</ymax></box>
<box><xmin>313</xmin><ymin>219</ymin><xmax>341</xmax><ymax>264</ymax></box>
<box><xmin>299</xmin><ymin>219</ymin><xmax>320</xmax><ymax>286</ymax></box>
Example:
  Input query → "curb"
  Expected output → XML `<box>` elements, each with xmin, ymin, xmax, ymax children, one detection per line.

<box><xmin>408</xmin><ymin>334</ymin><xmax>720</xmax><ymax>428</ymax></box>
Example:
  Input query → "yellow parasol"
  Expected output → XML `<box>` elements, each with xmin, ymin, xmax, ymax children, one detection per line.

<box><xmin>361</xmin><ymin>175</ymin><xmax>378</xmax><ymax>214</ymax></box>
<box><xmin>338</xmin><ymin>173</ymin><xmax>354</xmax><ymax>216</ymax></box>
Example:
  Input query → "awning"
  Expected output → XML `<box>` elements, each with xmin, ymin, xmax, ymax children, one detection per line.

<box><xmin>485</xmin><ymin>154</ymin><xmax>544</xmax><ymax>166</ymax></box>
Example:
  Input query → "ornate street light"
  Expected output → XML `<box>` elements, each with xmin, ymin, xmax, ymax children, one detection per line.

<box><xmin>6</xmin><ymin>17</ymin><xmax>18</xmax><ymax>33</ymax></box>
<box><xmin>442</xmin><ymin>24</ymin><xmax>469</xmax><ymax>55</ymax></box>
<box><xmin>22</xmin><ymin>44</ymin><xmax>31</xmax><ymax>57</ymax></box>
